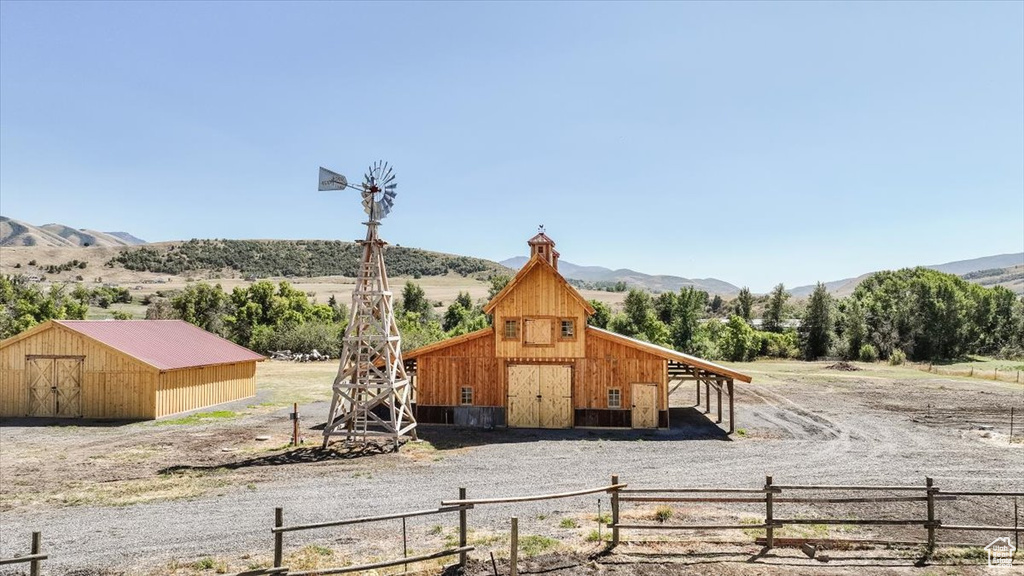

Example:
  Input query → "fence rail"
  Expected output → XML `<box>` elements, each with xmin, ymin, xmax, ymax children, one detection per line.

<box><xmin>609</xmin><ymin>475</ymin><xmax>1024</xmax><ymax>555</ymax></box>
<box><xmin>268</xmin><ymin>502</ymin><xmax>471</xmax><ymax>576</ymax></box>
<box><xmin>0</xmin><ymin>532</ymin><xmax>45</xmax><ymax>576</ymax></box>
<box><xmin>17</xmin><ymin>475</ymin><xmax>1001</xmax><ymax>575</ymax></box>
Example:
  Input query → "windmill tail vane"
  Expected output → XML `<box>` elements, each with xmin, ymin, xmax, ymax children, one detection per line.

<box><xmin>317</xmin><ymin>161</ymin><xmax>416</xmax><ymax>450</ymax></box>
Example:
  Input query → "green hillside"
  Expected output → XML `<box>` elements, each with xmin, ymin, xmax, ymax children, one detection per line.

<box><xmin>108</xmin><ymin>239</ymin><xmax>510</xmax><ymax>279</ymax></box>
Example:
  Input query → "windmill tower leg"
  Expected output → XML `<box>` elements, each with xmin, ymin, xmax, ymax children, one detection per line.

<box><xmin>322</xmin><ymin>221</ymin><xmax>417</xmax><ymax>450</ymax></box>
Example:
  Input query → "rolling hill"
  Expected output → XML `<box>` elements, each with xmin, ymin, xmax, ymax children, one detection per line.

<box><xmin>0</xmin><ymin>216</ymin><xmax>145</xmax><ymax>247</ymax></box>
<box><xmin>789</xmin><ymin>253</ymin><xmax>1024</xmax><ymax>297</ymax></box>
<box><xmin>500</xmin><ymin>256</ymin><xmax>741</xmax><ymax>295</ymax></box>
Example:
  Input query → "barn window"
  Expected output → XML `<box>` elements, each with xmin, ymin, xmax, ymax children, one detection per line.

<box><xmin>608</xmin><ymin>388</ymin><xmax>622</xmax><ymax>409</ymax></box>
<box><xmin>460</xmin><ymin>386</ymin><xmax>474</xmax><ymax>405</ymax></box>
<box><xmin>560</xmin><ymin>319</ymin><xmax>575</xmax><ymax>339</ymax></box>
<box><xmin>503</xmin><ymin>319</ymin><xmax>519</xmax><ymax>340</ymax></box>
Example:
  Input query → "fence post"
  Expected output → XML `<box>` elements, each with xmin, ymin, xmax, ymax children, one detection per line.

<box><xmin>402</xmin><ymin>517</ymin><xmax>408</xmax><ymax>573</ymax></box>
<box><xmin>926</xmin><ymin>477</ymin><xmax>936</xmax><ymax>555</ymax></box>
<box><xmin>29</xmin><ymin>531</ymin><xmax>41</xmax><ymax>576</ymax></box>
<box><xmin>765</xmin><ymin>475</ymin><xmax>774</xmax><ymax>549</ymax></box>
<box><xmin>459</xmin><ymin>487</ymin><xmax>468</xmax><ymax>568</ymax></box>
<box><xmin>273</xmin><ymin>507</ymin><xmax>284</xmax><ymax>568</ymax></box>
<box><xmin>510</xmin><ymin>516</ymin><xmax>519</xmax><ymax>576</ymax></box>
<box><xmin>611</xmin><ymin>474</ymin><xmax>620</xmax><ymax>548</ymax></box>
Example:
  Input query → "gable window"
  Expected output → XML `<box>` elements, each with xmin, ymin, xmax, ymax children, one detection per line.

<box><xmin>503</xmin><ymin>319</ymin><xmax>519</xmax><ymax>340</ymax></box>
<box><xmin>608</xmin><ymin>388</ymin><xmax>622</xmax><ymax>409</ymax></box>
<box><xmin>560</xmin><ymin>319</ymin><xmax>575</xmax><ymax>339</ymax></box>
<box><xmin>461</xmin><ymin>386</ymin><xmax>474</xmax><ymax>405</ymax></box>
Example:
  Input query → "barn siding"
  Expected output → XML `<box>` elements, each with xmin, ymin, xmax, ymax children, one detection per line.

<box><xmin>579</xmin><ymin>332</ymin><xmax>668</xmax><ymax>411</ymax></box>
<box><xmin>492</xmin><ymin>264</ymin><xmax>588</xmax><ymax>360</ymax></box>
<box><xmin>0</xmin><ymin>324</ymin><xmax>158</xmax><ymax>419</ymax></box>
<box><xmin>1</xmin><ymin>322</ymin><xmax>258</xmax><ymax>420</ymax></box>
<box><xmin>155</xmin><ymin>362</ymin><xmax>256</xmax><ymax>418</ymax></box>
<box><xmin>416</xmin><ymin>331</ymin><xmax>501</xmax><ymax>407</ymax></box>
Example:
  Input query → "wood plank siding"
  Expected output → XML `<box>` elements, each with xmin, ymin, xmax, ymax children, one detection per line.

<box><xmin>1</xmin><ymin>322</ymin><xmax>259</xmax><ymax>420</ymax></box>
<box><xmin>155</xmin><ymin>362</ymin><xmax>256</xmax><ymax>418</ymax></box>
<box><xmin>491</xmin><ymin>262</ymin><xmax>589</xmax><ymax>360</ymax></box>
<box><xmin>577</xmin><ymin>330</ymin><xmax>668</xmax><ymax>411</ymax></box>
<box><xmin>0</xmin><ymin>324</ymin><xmax>158</xmax><ymax>419</ymax></box>
<box><xmin>416</xmin><ymin>331</ymin><xmax>501</xmax><ymax>406</ymax></box>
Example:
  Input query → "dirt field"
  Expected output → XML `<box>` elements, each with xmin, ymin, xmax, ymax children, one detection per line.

<box><xmin>1</xmin><ymin>361</ymin><xmax>1022</xmax><ymax>575</ymax></box>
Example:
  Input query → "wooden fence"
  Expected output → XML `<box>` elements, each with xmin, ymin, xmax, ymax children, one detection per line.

<box><xmin>611</xmin><ymin>475</ymin><xmax>1023</xmax><ymax>554</ymax></box>
<box><xmin>267</xmin><ymin>502</ymin><xmax>474</xmax><ymax>576</ymax></box>
<box><xmin>0</xmin><ymin>531</ymin><xmax>46</xmax><ymax>575</ymax></box>
<box><xmin>917</xmin><ymin>362</ymin><xmax>1024</xmax><ymax>384</ymax></box>
<box><xmin>238</xmin><ymin>476</ymin><xmax>1019</xmax><ymax>575</ymax></box>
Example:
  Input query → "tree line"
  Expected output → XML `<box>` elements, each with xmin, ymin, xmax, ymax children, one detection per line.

<box><xmin>108</xmin><ymin>239</ymin><xmax>505</xmax><ymax>279</ymax></box>
<box><xmin>3</xmin><ymin>266</ymin><xmax>1021</xmax><ymax>364</ymax></box>
<box><xmin>586</xmin><ymin>268</ymin><xmax>1024</xmax><ymax>363</ymax></box>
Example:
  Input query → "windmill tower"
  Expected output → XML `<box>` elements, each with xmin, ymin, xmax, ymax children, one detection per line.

<box><xmin>318</xmin><ymin>161</ymin><xmax>417</xmax><ymax>449</ymax></box>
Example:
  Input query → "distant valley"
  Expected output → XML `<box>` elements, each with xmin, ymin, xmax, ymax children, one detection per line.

<box><xmin>2</xmin><ymin>215</ymin><xmax>1021</xmax><ymax>296</ymax></box>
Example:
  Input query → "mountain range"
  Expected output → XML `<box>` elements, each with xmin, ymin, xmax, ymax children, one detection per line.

<box><xmin>2</xmin><ymin>215</ymin><xmax>1020</xmax><ymax>295</ymax></box>
<box><xmin>0</xmin><ymin>216</ymin><xmax>146</xmax><ymax>248</ymax></box>
<box><xmin>499</xmin><ymin>256</ymin><xmax>741</xmax><ymax>295</ymax></box>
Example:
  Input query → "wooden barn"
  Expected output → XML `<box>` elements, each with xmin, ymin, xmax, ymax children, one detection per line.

<box><xmin>0</xmin><ymin>320</ymin><xmax>264</xmax><ymax>420</ymax></box>
<box><xmin>405</xmin><ymin>232</ymin><xmax>752</xmax><ymax>432</ymax></box>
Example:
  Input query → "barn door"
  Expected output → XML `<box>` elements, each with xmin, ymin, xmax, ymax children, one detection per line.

<box><xmin>25</xmin><ymin>356</ymin><xmax>83</xmax><ymax>418</ymax></box>
<box><xmin>26</xmin><ymin>357</ymin><xmax>56</xmax><ymax>417</ymax></box>
<box><xmin>538</xmin><ymin>365</ymin><xmax>572</xmax><ymax>429</ymax></box>
<box><xmin>54</xmin><ymin>358</ymin><xmax>83</xmax><ymax>417</ymax></box>
<box><xmin>631</xmin><ymin>383</ymin><xmax>658</xmax><ymax>429</ymax></box>
<box><xmin>507</xmin><ymin>364</ymin><xmax>539</xmax><ymax>427</ymax></box>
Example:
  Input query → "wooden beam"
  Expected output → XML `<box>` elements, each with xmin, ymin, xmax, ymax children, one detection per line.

<box><xmin>728</xmin><ymin>380</ymin><xmax>735</xmax><ymax>434</ymax></box>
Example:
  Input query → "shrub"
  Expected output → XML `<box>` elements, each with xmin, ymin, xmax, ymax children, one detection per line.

<box><xmin>858</xmin><ymin>343</ymin><xmax>878</xmax><ymax>363</ymax></box>
<box><xmin>759</xmin><ymin>330</ymin><xmax>799</xmax><ymax>359</ymax></box>
<box><xmin>111</xmin><ymin>311</ymin><xmax>133</xmax><ymax>320</ymax></box>
<box><xmin>654</xmin><ymin>506</ymin><xmax>673</xmax><ymax>522</ymax></box>
<box><xmin>889</xmin><ymin>349</ymin><xmax>907</xmax><ymax>366</ymax></box>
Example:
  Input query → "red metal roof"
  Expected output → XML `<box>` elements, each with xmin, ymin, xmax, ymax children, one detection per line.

<box><xmin>56</xmin><ymin>320</ymin><xmax>265</xmax><ymax>371</ymax></box>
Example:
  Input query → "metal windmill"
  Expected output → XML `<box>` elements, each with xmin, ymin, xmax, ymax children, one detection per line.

<box><xmin>318</xmin><ymin>161</ymin><xmax>416</xmax><ymax>449</ymax></box>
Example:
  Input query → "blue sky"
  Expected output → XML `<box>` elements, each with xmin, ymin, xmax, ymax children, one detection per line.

<box><xmin>1</xmin><ymin>1</ymin><xmax>1021</xmax><ymax>292</ymax></box>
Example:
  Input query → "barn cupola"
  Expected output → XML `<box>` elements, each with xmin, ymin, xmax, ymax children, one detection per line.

<box><xmin>527</xmin><ymin>226</ymin><xmax>559</xmax><ymax>271</ymax></box>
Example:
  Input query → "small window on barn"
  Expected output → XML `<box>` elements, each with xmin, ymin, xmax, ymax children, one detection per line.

<box><xmin>460</xmin><ymin>386</ymin><xmax>474</xmax><ymax>405</ymax></box>
<box><xmin>560</xmin><ymin>319</ymin><xmax>575</xmax><ymax>339</ymax></box>
<box><xmin>608</xmin><ymin>388</ymin><xmax>622</xmax><ymax>409</ymax></box>
<box><xmin>504</xmin><ymin>319</ymin><xmax>519</xmax><ymax>340</ymax></box>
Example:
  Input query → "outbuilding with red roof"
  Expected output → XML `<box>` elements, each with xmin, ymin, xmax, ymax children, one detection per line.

<box><xmin>0</xmin><ymin>320</ymin><xmax>264</xmax><ymax>419</ymax></box>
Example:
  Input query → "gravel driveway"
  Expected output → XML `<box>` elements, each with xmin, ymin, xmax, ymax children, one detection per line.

<box><xmin>1</xmin><ymin>364</ymin><xmax>1022</xmax><ymax>574</ymax></box>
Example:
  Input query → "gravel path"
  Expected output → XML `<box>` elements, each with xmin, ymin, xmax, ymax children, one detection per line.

<box><xmin>2</xmin><ymin>370</ymin><xmax>1022</xmax><ymax>574</ymax></box>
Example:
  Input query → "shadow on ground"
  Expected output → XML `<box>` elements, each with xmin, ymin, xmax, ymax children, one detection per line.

<box><xmin>0</xmin><ymin>416</ymin><xmax>141</xmax><ymax>428</ymax></box>
<box><xmin>157</xmin><ymin>443</ymin><xmax>396</xmax><ymax>474</ymax></box>
<box><xmin>416</xmin><ymin>406</ymin><xmax>731</xmax><ymax>450</ymax></box>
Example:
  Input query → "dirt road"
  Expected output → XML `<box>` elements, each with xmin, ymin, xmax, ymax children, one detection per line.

<box><xmin>1</xmin><ymin>362</ymin><xmax>1021</xmax><ymax>574</ymax></box>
